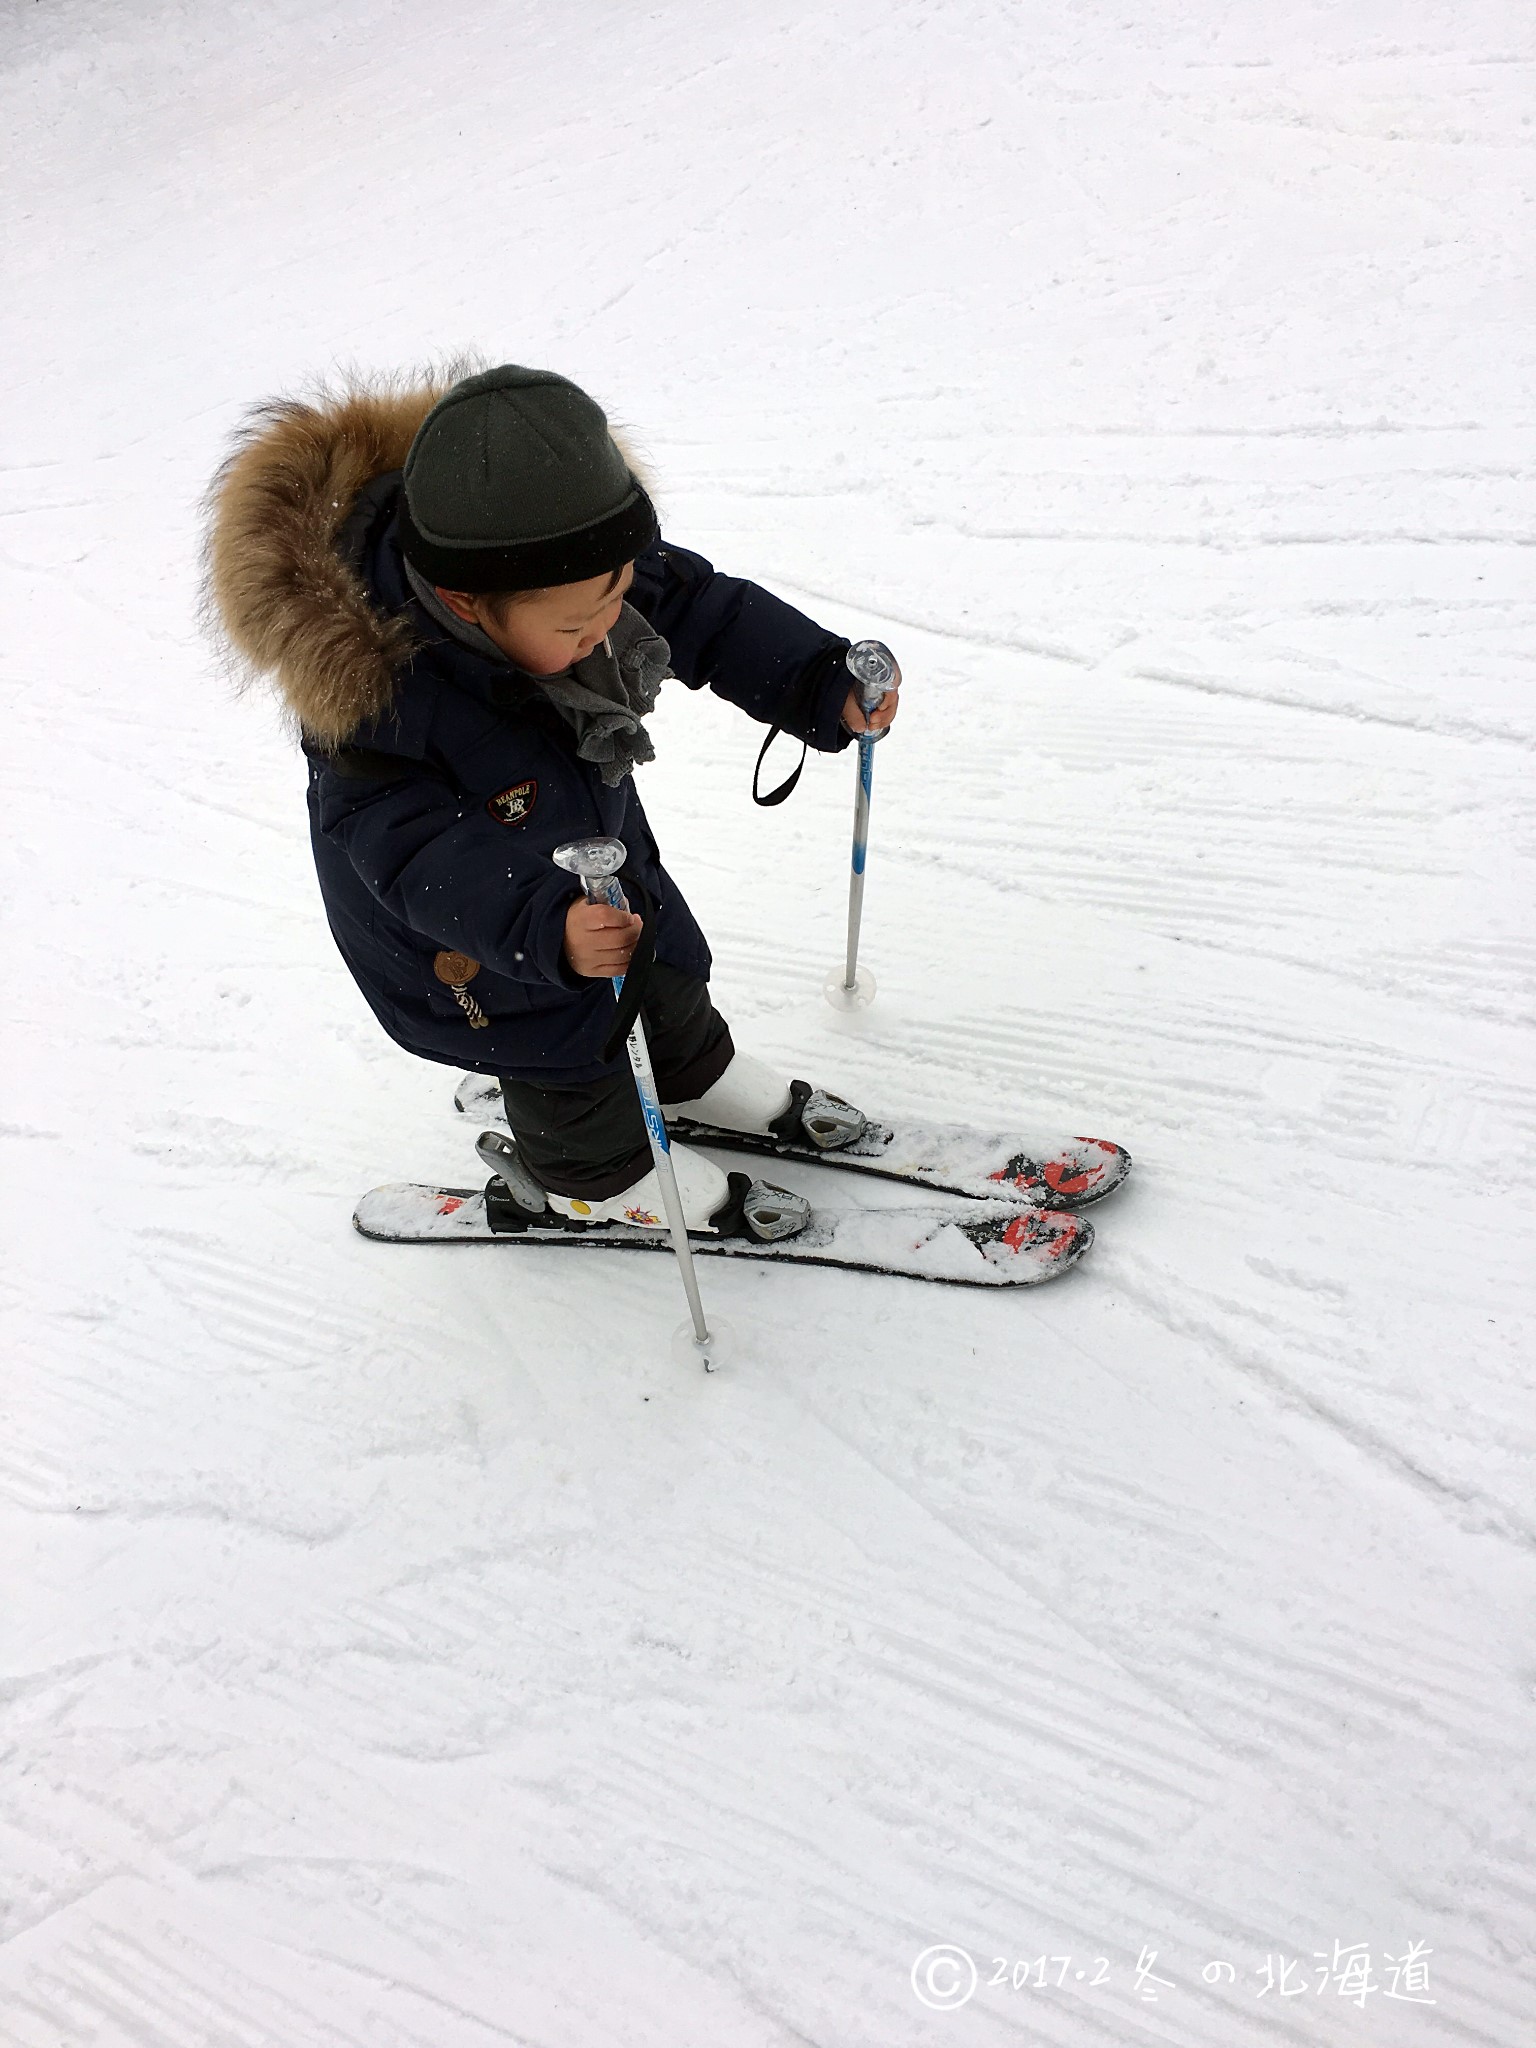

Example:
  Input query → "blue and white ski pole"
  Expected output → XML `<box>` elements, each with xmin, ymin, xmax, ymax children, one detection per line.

<box><xmin>553</xmin><ymin>836</ymin><xmax>726</xmax><ymax>1372</ymax></box>
<box><xmin>826</xmin><ymin>639</ymin><xmax>899</xmax><ymax>1009</ymax></box>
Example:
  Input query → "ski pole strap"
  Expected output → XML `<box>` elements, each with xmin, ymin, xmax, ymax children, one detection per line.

<box><xmin>751</xmin><ymin>640</ymin><xmax>860</xmax><ymax>806</ymax></box>
<box><xmin>752</xmin><ymin>723</ymin><xmax>808</xmax><ymax>807</ymax></box>
<box><xmin>599</xmin><ymin>870</ymin><xmax>658</xmax><ymax>1063</ymax></box>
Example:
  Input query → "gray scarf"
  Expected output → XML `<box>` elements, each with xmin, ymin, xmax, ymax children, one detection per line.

<box><xmin>404</xmin><ymin>560</ymin><xmax>671</xmax><ymax>786</ymax></box>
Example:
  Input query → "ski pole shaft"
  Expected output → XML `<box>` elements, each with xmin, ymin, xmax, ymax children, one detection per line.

<box><xmin>841</xmin><ymin>641</ymin><xmax>897</xmax><ymax>991</ymax></box>
<box><xmin>553</xmin><ymin>837</ymin><xmax>715</xmax><ymax>1358</ymax></box>
<box><xmin>844</xmin><ymin>734</ymin><xmax>877</xmax><ymax>991</ymax></box>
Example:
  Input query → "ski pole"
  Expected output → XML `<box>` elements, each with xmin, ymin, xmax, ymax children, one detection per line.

<box><xmin>826</xmin><ymin>639</ymin><xmax>898</xmax><ymax>1009</ymax></box>
<box><xmin>552</xmin><ymin>836</ymin><xmax>726</xmax><ymax>1371</ymax></box>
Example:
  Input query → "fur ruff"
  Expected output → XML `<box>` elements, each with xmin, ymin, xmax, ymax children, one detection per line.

<box><xmin>202</xmin><ymin>371</ymin><xmax>468</xmax><ymax>750</ymax></box>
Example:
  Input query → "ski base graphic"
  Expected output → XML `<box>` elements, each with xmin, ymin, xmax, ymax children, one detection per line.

<box><xmin>454</xmin><ymin>1072</ymin><xmax>1131</xmax><ymax>1210</ymax></box>
<box><xmin>354</xmin><ymin>1182</ymin><xmax>1093</xmax><ymax>1288</ymax></box>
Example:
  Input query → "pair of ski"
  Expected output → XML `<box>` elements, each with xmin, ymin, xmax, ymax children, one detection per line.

<box><xmin>354</xmin><ymin>1075</ymin><xmax>1132</xmax><ymax>1291</ymax></box>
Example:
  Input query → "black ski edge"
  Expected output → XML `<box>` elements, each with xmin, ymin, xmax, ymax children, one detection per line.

<box><xmin>665</xmin><ymin>1121</ymin><xmax>1133</xmax><ymax>1210</ymax></box>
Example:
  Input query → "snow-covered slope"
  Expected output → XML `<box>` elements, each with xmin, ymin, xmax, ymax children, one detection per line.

<box><xmin>3</xmin><ymin>3</ymin><xmax>1532</xmax><ymax>2043</ymax></box>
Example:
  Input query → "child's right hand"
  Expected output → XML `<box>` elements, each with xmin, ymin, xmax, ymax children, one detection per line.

<box><xmin>564</xmin><ymin>897</ymin><xmax>644</xmax><ymax>978</ymax></box>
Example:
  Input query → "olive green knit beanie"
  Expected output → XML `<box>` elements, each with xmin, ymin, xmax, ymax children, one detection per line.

<box><xmin>398</xmin><ymin>365</ymin><xmax>657</xmax><ymax>591</ymax></box>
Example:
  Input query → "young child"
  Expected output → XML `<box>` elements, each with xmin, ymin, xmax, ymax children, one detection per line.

<box><xmin>206</xmin><ymin>364</ymin><xmax>898</xmax><ymax>1235</ymax></box>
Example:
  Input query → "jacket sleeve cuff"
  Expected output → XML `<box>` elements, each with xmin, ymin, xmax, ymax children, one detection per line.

<box><xmin>506</xmin><ymin>872</ymin><xmax>585</xmax><ymax>992</ymax></box>
<box><xmin>802</xmin><ymin>640</ymin><xmax>855</xmax><ymax>753</ymax></box>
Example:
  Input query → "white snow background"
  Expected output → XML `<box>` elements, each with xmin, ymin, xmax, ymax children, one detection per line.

<box><xmin>3</xmin><ymin>2</ymin><xmax>1533</xmax><ymax>2043</ymax></box>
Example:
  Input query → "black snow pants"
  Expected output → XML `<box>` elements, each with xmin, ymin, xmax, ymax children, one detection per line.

<box><xmin>498</xmin><ymin>965</ymin><xmax>734</xmax><ymax>1198</ymax></box>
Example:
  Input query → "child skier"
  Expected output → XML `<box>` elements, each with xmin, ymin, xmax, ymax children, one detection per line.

<box><xmin>206</xmin><ymin>363</ymin><xmax>898</xmax><ymax>1237</ymax></box>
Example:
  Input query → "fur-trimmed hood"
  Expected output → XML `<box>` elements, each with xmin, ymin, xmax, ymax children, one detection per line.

<box><xmin>203</xmin><ymin>373</ymin><xmax>466</xmax><ymax>750</ymax></box>
<box><xmin>204</xmin><ymin>371</ymin><xmax>657</xmax><ymax>750</ymax></box>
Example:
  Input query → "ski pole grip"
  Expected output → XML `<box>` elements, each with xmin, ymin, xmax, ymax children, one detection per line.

<box><xmin>554</xmin><ymin>835</ymin><xmax>628</xmax><ymax>909</ymax></box>
<box><xmin>846</xmin><ymin>639</ymin><xmax>898</xmax><ymax>716</ymax></box>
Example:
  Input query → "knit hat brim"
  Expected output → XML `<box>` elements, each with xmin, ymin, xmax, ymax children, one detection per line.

<box><xmin>397</xmin><ymin>483</ymin><xmax>658</xmax><ymax>593</ymax></box>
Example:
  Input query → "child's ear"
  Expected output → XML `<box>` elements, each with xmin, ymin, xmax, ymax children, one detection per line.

<box><xmin>435</xmin><ymin>586</ymin><xmax>481</xmax><ymax>626</ymax></box>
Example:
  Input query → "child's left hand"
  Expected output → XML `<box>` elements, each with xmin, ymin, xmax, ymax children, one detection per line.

<box><xmin>841</xmin><ymin>669</ymin><xmax>901</xmax><ymax>735</ymax></box>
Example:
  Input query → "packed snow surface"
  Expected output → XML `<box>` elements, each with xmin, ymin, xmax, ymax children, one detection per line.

<box><xmin>4</xmin><ymin>3</ymin><xmax>1533</xmax><ymax>2043</ymax></box>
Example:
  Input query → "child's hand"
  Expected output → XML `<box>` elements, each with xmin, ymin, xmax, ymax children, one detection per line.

<box><xmin>841</xmin><ymin>671</ymin><xmax>901</xmax><ymax>735</ymax></box>
<box><xmin>564</xmin><ymin>897</ymin><xmax>643</xmax><ymax>978</ymax></box>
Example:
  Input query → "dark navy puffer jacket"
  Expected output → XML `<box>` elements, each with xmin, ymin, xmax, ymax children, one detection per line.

<box><xmin>305</xmin><ymin>476</ymin><xmax>851</xmax><ymax>1080</ymax></box>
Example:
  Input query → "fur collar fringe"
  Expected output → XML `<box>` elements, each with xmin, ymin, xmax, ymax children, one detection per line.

<box><xmin>202</xmin><ymin>369</ymin><xmax>464</xmax><ymax>750</ymax></box>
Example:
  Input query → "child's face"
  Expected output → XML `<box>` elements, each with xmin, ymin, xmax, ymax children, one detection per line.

<box><xmin>437</xmin><ymin>564</ymin><xmax>634</xmax><ymax>676</ymax></box>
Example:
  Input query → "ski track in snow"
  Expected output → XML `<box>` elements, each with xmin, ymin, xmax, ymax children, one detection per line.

<box><xmin>4</xmin><ymin>2</ymin><xmax>1535</xmax><ymax>2043</ymax></box>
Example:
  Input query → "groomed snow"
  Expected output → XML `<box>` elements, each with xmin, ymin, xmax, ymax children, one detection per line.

<box><xmin>3</xmin><ymin>3</ymin><xmax>1533</xmax><ymax>2043</ymax></box>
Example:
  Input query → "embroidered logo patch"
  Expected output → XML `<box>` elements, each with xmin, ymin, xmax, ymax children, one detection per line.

<box><xmin>487</xmin><ymin>779</ymin><xmax>537</xmax><ymax>826</ymax></box>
